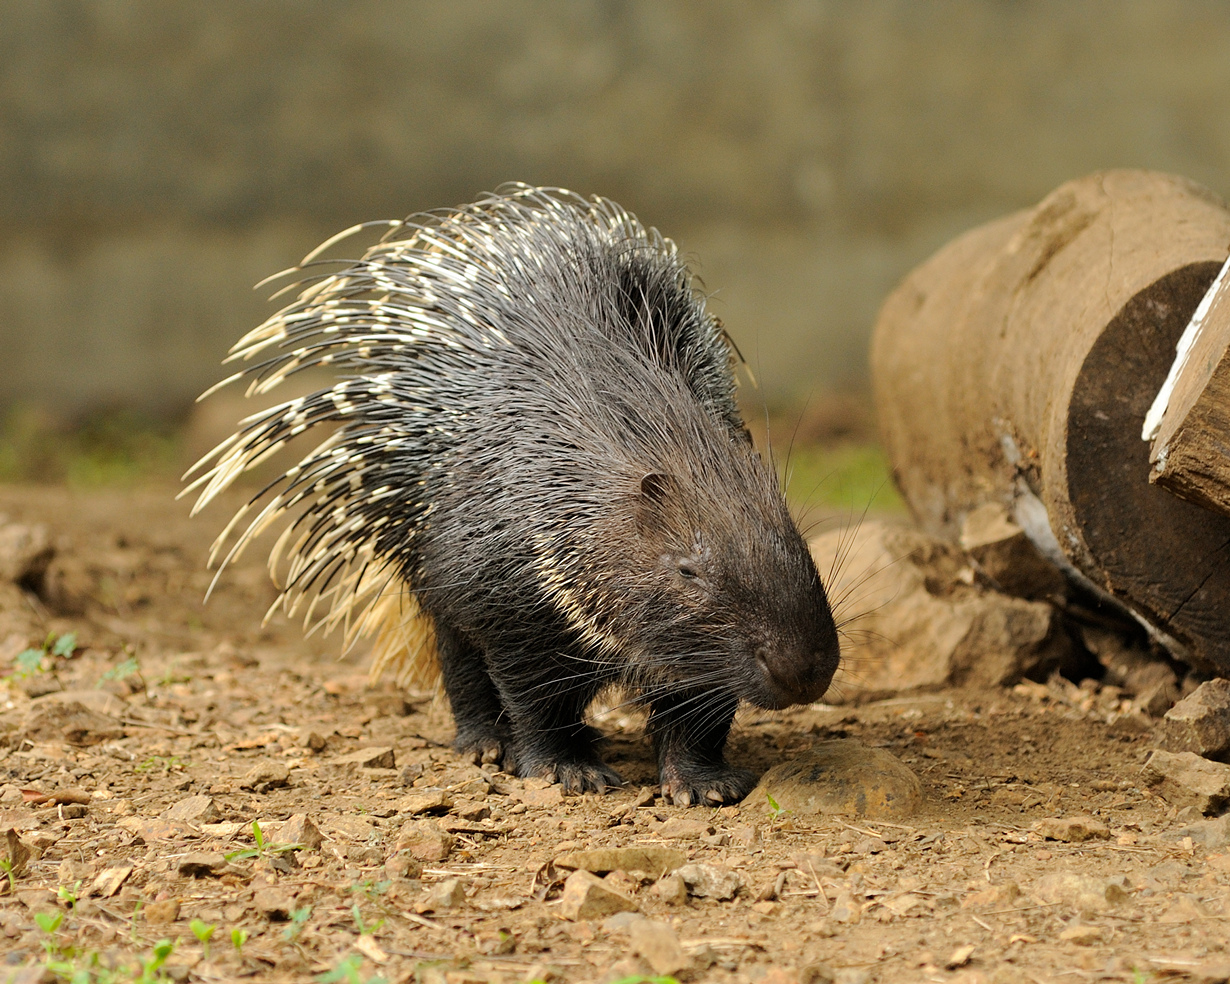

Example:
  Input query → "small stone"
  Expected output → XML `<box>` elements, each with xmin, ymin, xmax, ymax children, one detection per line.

<box><xmin>364</xmin><ymin>694</ymin><xmax>412</xmax><ymax>717</ymax></box>
<box><xmin>394</xmin><ymin>820</ymin><xmax>454</xmax><ymax>862</ymax></box>
<box><xmin>554</xmin><ymin>847</ymin><xmax>685</xmax><ymax>877</ymax></box>
<box><xmin>143</xmin><ymin>899</ymin><xmax>180</xmax><ymax>924</ymax></box>
<box><xmin>674</xmin><ymin>863</ymin><xmax>743</xmax><ymax>901</ymax></box>
<box><xmin>628</xmin><ymin>918</ymin><xmax>689</xmax><ymax>976</ymax></box>
<box><xmin>651</xmin><ymin>873</ymin><xmax>689</xmax><ymax>905</ymax></box>
<box><xmin>1032</xmin><ymin>816</ymin><xmax>1111</xmax><ymax>842</ymax></box>
<box><xmin>656</xmin><ymin>817</ymin><xmax>714</xmax><ymax>839</ymax></box>
<box><xmin>453</xmin><ymin>799</ymin><xmax>490</xmax><ymax>821</ymax></box>
<box><xmin>276</xmin><ymin>814</ymin><xmax>323</xmax><ymax>850</ymax></box>
<box><xmin>163</xmin><ymin>795</ymin><xmax>218</xmax><ymax>825</ymax></box>
<box><xmin>396</xmin><ymin>789</ymin><xmax>453</xmax><ymax>815</ymax></box>
<box><xmin>425</xmin><ymin>877</ymin><xmax>466</xmax><ymax>910</ymax></box>
<box><xmin>829</xmin><ymin>892</ymin><xmax>862</xmax><ymax>924</ymax></box>
<box><xmin>178</xmin><ymin>852</ymin><xmax>229</xmax><ymax>878</ymax></box>
<box><xmin>557</xmin><ymin>869</ymin><xmax>638</xmax><ymax>921</ymax></box>
<box><xmin>240</xmin><ymin>761</ymin><xmax>291</xmax><ymax>792</ymax></box>
<box><xmin>334</xmin><ymin>746</ymin><xmax>396</xmax><ymax>769</ymax></box>
<box><xmin>1163</xmin><ymin>679</ymin><xmax>1230</xmax><ymax>760</ymax></box>
<box><xmin>945</xmin><ymin>944</ymin><xmax>976</xmax><ymax>969</ymax></box>
<box><xmin>21</xmin><ymin>701</ymin><xmax>124</xmax><ymax>746</ymax></box>
<box><xmin>1058</xmin><ymin>925</ymin><xmax>1103</xmax><ymax>944</ymax></box>
<box><xmin>385</xmin><ymin>854</ymin><xmax>423</xmax><ymax>880</ymax></box>
<box><xmin>253</xmin><ymin>887</ymin><xmax>295</xmax><ymax>920</ymax></box>
<box><xmin>1159</xmin><ymin>894</ymin><xmax>1210</xmax><ymax>923</ymax></box>
<box><xmin>748</xmin><ymin>740</ymin><xmax>922</xmax><ymax>819</ymax></box>
<box><xmin>1129</xmin><ymin>663</ymin><xmax>1181</xmax><ymax>717</ymax></box>
<box><xmin>2</xmin><ymin>829</ymin><xmax>31</xmax><ymax>878</ymax></box>
<box><xmin>305</xmin><ymin>732</ymin><xmax>327</xmax><ymax>753</ymax></box>
<box><xmin>1143</xmin><ymin>749</ymin><xmax>1230</xmax><ymax>814</ymax></box>
<box><xmin>90</xmin><ymin>865</ymin><xmax>133</xmax><ymax>898</ymax></box>
<box><xmin>1033</xmin><ymin>872</ymin><xmax>1129</xmax><ymax>913</ymax></box>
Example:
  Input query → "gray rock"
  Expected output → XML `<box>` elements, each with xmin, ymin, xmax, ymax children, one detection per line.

<box><xmin>557</xmin><ymin>870</ymin><xmax>638</xmax><ymax>921</ymax></box>
<box><xmin>1163</xmin><ymin>679</ymin><xmax>1230</xmax><ymax>760</ymax></box>
<box><xmin>334</xmin><ymin>746</ymin><xmax>396</xmax><ymax>769</ymax></box>
<box><xmin>674</xmin><ymin>863</ymin><xmax>743</xmax><ymax>901</ymax></box>
<box><xmin>1168</xmin><ymin>813</ymin><xmax>1230</xmax><ymax>848</ymax></box>
<box><xmin>749</xmin><ymin>740</ymin><xmax>922</xmax><ymax>819</ymax></box>
<box><xmin>1142</xmin><ymin>749</ymin><xmax>1230</xmax><ymax>814</ymax></box>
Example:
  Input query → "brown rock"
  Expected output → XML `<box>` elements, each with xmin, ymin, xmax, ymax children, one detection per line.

<box><xmin>1143</xmin><ymin>749</ymin><xmax>1230</xmax><ymax>814</ymax></box>
<box><xmin>959</xmin><ymin>502</ymin><xmax>1067</xmax><ymax>599</ymax></box>
<box><xmin>748</xmin><ymin>740</ymin><xmax>922</xmax><ymax>819</ymax></box>
<box><xmin>1033</xmin><ymin>872</ymin><xmax>1130</xmax><ymax>912</ymax></box>
<box><xmin>90</xmin><ymin>865</ymin><xmax>133</xmax><ymax>898</ymax></box>
<box><xmin>276</xmin><ymin>814</ymin><xmax>323</xmax><ymax>850</ymax></box>
<box><xmin>651</xmin><ymin>873</ymin><xmax>689</xmax><ymax>906</ymax></box>
<box><xmin>21</xmin><ymin>701</ymin><xmax>124</xmax><ymax>746</ymax></box>
<box><xmin>515</xmin><ymin>785</ymin><xmax>565</xmax><ymax>808</ymax></box>
<box><xmin>334</xmin><ymin>746</ymin><xmax>395</xmax><ymax>769</ymax></box>
<box><xmin>143</xmin><ymin>899</ymin><xmax>180</xmax><ymax>924</ymax></box>
<box><xmin>1163</xmin><ymin>678</ymin><xmax>1230</xmax><ymax>760</ymax></box>
<box><xmin>553</xmin><ymin>847</ymin><xmax>685</xmax><ymax>877</ymax></box>
<box><xmin>178</xmin><ymin>852</ymin><xmax>229</xmax><ymax>878</ymax></box>
<box><xmin>240</xmin><ymin>761</ymin><xmax>291</xmax><ymax>792</ymax></box>
<box><xmin>674</xmin><ymin>863</ymin><xmax>743</xmax><ymax>901</ymax></box>
<box><xmin>809</xmin><ymin>522</ymin><xmax>1077</xmax><ymax>695</ymax></box>
<box><xmin>252</xmin><ymin>886</ymin><xmax>295</xmax><ymax>920</ymax></box>
<box><xmin>628</xmin><ymin>918</ymin><xmax>689</xmax><ymax>976</ymax></box>
<box><xmin>395</xmin><ymin>820</ymin><xmax>454</xmax><ymax>862</ymax></box>
<box><xmin>424</xmin><ymin>877</ymin><xmax>466</xmax><ymax>910</ymax></box>
<box><xmin>2</xmin><ymin>828</ymin><xmax>31</xmax><ymax>879</ymax></box>
<box><xmin>0</xmin><ymin>520</ymin><xmax>52</xmax><ymax>583</ymax></box>
<box><xmin>396</xmin><ymin>789</ymin><xmax>453</xmax><ymax>815</ymax></box>
<box><xmin>557</xmin><ymin>869</ymin><xmax>638</xmax><ymax>921</ymax></box>
<box><xmin>163</xmin><ymin>795</ymin><xmax>218</xmax><ymax>825</ymax></box>
<box><xmin>1129</xmin><ymin>662</ymin><xmax>1181</xmax><ymax>717</ymax></box>
<box><xmin>1031</xmin><ymin>816</ymin><xmax>1111</xmax><ymax>842</ymax></box>
<box><xmin>656</xmin><ymin>817</ymin><xmax>713</xmax><ymax>839</ymax></box>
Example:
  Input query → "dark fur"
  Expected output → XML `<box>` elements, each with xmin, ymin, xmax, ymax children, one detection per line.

<box><xmin>188</xmin><ymin>186</ymin><xmax>841</xmax><ymax>805</ymax></box>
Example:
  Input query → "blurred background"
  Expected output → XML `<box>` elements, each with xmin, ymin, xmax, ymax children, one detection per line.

<box><xmin>2</xmin><ymin>0</ymin><xmax>1230</xmax><ymax>503</ymax></box>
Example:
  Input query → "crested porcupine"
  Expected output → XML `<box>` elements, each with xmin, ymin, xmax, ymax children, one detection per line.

<box><xmin>186</xmin><ymin>184</ymin><xmax>840</xmax><ymax>805</ymax></box>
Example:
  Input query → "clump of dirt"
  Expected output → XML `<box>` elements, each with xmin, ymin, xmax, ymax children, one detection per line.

<box><xmin>0</xmin><ymin>486</ymin><xmax>1223</xmax><ymax>984</ymax></box>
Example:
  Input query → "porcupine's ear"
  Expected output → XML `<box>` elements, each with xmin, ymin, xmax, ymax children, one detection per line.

<box><xmin>636</xmin><ymin>472</ymin><xmax>682</xmax><ymax>538</ymax></box>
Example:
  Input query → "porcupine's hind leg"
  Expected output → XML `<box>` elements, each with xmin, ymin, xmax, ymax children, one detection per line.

<box><xmin>648</xmin><ymin>690</ymin><xmax>756</xmax><ymax>807</ymax></box>
<box><xmin>435</xmin><ymin>623</ymin><xmax>516</xmax><ymax>772</ymax></box>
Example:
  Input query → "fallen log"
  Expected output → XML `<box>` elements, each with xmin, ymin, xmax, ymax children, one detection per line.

<box><xmin>871</xmin><ymin>170</ymin><xmax>1230</xmax><ymax>672</ymax></box>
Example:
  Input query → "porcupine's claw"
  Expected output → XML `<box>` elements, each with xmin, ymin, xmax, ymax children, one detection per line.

<box><xmin>659</xmin><ymin>764</ymin><xmax>757</xmax><ymax>807</ymax></box>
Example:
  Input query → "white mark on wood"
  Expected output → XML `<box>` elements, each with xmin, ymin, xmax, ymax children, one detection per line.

<box><xmin>1142</xmin><ymin>254</ymin><xmax>1230</xmax><ymax>442</ymax></box>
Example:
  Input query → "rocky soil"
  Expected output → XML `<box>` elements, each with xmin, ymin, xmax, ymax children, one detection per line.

<box><xmin>0</xmin><ymin>485</ymin><xmax>1227</xmax><ymax>984</ymax></box>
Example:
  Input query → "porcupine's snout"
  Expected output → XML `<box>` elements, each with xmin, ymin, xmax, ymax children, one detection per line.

<box><xmin>753</xmin><ymin>640</ymin><xmax>837</xmax><ymax>708</ymax></box>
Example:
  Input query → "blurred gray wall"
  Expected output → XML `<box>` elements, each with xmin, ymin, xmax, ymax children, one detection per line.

<box><xmin>3</xmin><ymin>0</ymin><xmax>1230</xmax><ymax>416</ymax></box>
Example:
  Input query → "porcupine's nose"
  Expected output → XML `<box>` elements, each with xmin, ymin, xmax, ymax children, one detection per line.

<box><xmin>754</xmin><ymin>644</ymin><xmax>834</xmax><ymax>708</ymax></box>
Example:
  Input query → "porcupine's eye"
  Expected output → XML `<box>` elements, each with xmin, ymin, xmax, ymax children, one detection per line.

<box><xmin>678</xmin><ymin>564</ymin><xmax>698</xmax><ymax>579</ymax></box>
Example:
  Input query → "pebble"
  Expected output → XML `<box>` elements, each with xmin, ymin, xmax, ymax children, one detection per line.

<box><xmin>333</xmin><ymin>746</ymin><xmax>396</xmax><ymax>769</ymax></box>
<box><xmin>394</xmin><ymin>820</ymin><xmax>454</xmax><ymax>862</ymax></box>
<box><xmin>396</xmin><ymin>789</ymin><xmax>454</xmax><ymax>815</ymax></box>
<box><xmin>627</xmin><ymin>917</ymin><xmax>689</xmax><ymax>976</ymax></box>
<box><xmin>553</xmin><ymin>847</ymin><xmax>685</xmax><ymax>877</ymax></box>
<box><xmin>425</xmin><ymin>877</ymin><xmax>466</xmax><ymax>910</ymax></box>
<box><xmin>276</xmin><ymin>813</ymin><xmax>323</xmax><ymax>850</ymax></box>
<box><xmin>748</xmin><ymin>740</ymin><xmax>922</xmax><ymax>819</ymax></box>
<box><xmin>163</xmin><ymin>795</ymin><xmax>218</xmax><ymax>825</ymax></box>
<box><xmin>1163</xmin><ymin>679</ymin><xmax>1230</xmax><ymax>760</ymax></box>
<box><xmin>240</xmin><ymin>761</ymin><xmax>291</xmax><ymax>792</ymax></box>
<box><xmin>515</xmin><ymin>785</ymin><xmax>564</xmax><ymax>808</ymax></box>
<box><xmin>1169</xmin><ymin>813</ymin><xmax>1230</xmax><ymax>848</ymax></box>
<box><xmin>656</xmin><ymin>817</ymin><xmax>713</xmax><ymax>839</ymax></box>
<box><xmin>1142</xmin><ymin>749</ymin><xmax>1230</xmax><ymax>814</ymax></box>
<box><xmin>650</xmin><ymin>872</ymin><xmax>689</xmax><ymax>905</ymax></box>
<box><xmin>674</xmin><ymin>862</ymin><xmax>743</xmax><ymax>901</ymax></box>
<box><xmin>1031</xmin><ymin>816</ymin><xmax>1111</xmax><ymax>842</ymax></box>
<box><xmin>557</xmin><ymin>869</ymin><xmax>639</xmax><ymax>921</ymax></box>
<box><xmin>252</xmin><ymin>887</ymin><xmax>295</xmax><ymax>920</ymax></box>
<box><xmin>1057</xmin><ymin>924</ymin><xmax>1103</xmax><ymax>944</ymax></box>
<box><xmin>1033</xmin><ymin>872</ymin><xmax>1130</xmax><ymax>913</ymax></box>
<box><xmin>178</xmin><ymin>852</ymin><xmax>229</xmax><ymax>878</ymax></box>
<box><xmin>0</xmin><ymin>519</ymin><xmax>50</xmax><ymax>582</ymax></box>
<box><xmin>90</xmin><ymin>865</ymin><xmax>133</xmax><ymax>898</ymax></box>
<box><xmin>143</xmin><ymin>899</ymin><xmax>180</xmax><ymax>924</ymax></box>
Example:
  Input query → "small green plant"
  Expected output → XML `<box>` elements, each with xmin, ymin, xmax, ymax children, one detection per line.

<box><xmin>0</xmin><ymin>857</ymin><xmax>16</xmax><ymax>893</ymax></box>
<box><xmin>190</xmin><ymin>918</ymin><xmax>215</xmax><ymax>961</ymax></box>
<box><xmin>226</xmin><ymin>820</ymin><xmax>302</xmax><ymax>862</ymax></box>
<box><xmin>133</xmin><ymin>938</ymin><xmax>176</xmax><ymax>984</ymax></box>
<box><xmin>765</xmin><ymin>790</ymin><xmax>790</xmax><ymax>818</ymax></box>
<box><xmin>134</xmin><ymin>755</ymin><xmax>185</xmax><ymax>775</ymax></box>
<box><xmin>606</xmin><ymin>977</ymin><xmax>681</xmax><ymax>984</ymax></box>
<box><xmin>317</xmin><ymin>954</ymin><xmax>387</xmax><ymax>984</ymax></box>
<box><xmin>5</xmin><ymin>631</ymin><xmax>77</xmax><ymax>686</ymax></box>
<box><xmin>57</xmin><ymin>880</ymin><xmax>81</xmax><ymax>910</ymax></box>
<box><xmin>283</xmin><ymin>904</ymin><xmax>312</xmax><ymax>942</ymax></box>
<box><xmin>35</xmin><ymin>909</ymin><xmax>64</xmax><ymax>955</ymax></box>
<box><xmin>99</xmin><ymin>654</ymin><xmax>142</xmax><ymax>688</ymax></box>
<box><xmin>231</xmin><ymin>927</ymin><xmax>249</xmax><ymax>953</ymax></box>
<box><xmin>350</xmin><ymin>902</ymin><xmax>384</xmax><ymax>936</ymax></box>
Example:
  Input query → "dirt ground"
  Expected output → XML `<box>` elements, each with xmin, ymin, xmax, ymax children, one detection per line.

<box><xmin>0</xmin><ymin>484</ymin><xmax>1223</xmax><ymax>984</ymax></box>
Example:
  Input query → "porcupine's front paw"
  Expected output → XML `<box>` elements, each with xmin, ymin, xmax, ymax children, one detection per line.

<box><xmin>513</xmin><ymin>728</ymin><xmax>624</xmax><ymax>793</ymax></box>
<box><xmin>659</xmin><ymin>758</ymin><xmax>757</xmax><ymax>807</ymax></box>
<box><xmin>453</xmin><ymin>724</ymin><xmax>518</xmax><ymax>773</ymax></box>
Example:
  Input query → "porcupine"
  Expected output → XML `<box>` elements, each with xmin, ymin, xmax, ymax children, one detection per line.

<box><xmin>185</xmin><ymin>184</ymin><xmax>841</xmax><ymax>806</ymax></box>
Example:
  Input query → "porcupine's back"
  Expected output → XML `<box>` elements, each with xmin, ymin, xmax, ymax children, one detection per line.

<box><xmin>183</xmin><ymin>185</ymin><xmax>749</xmax><ymax>688</ymax></box>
